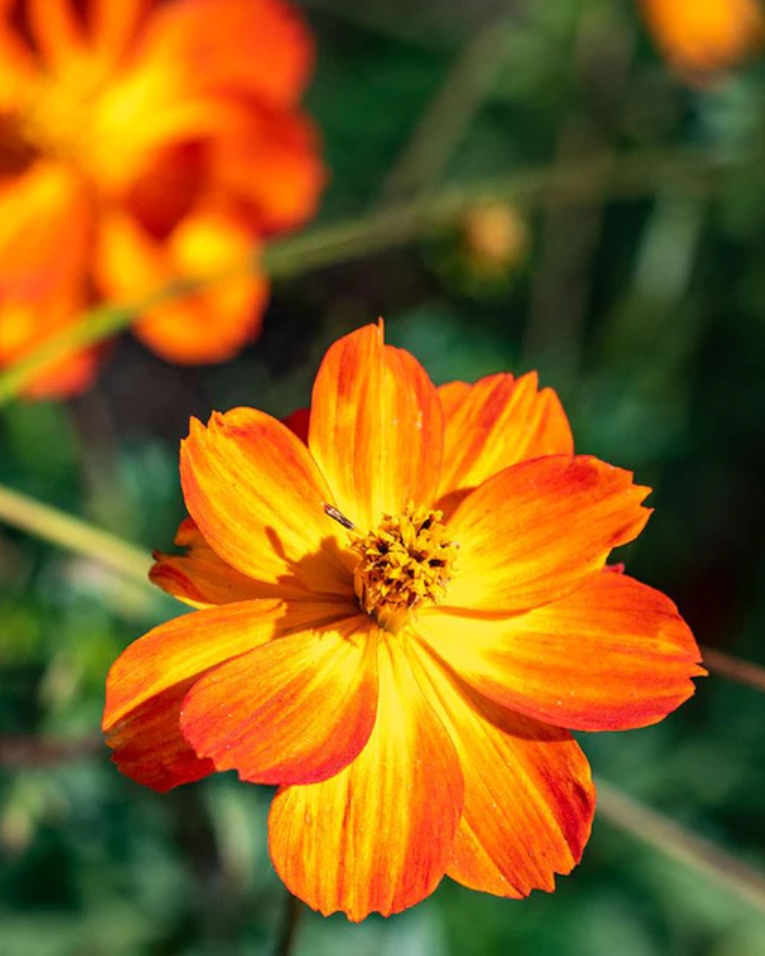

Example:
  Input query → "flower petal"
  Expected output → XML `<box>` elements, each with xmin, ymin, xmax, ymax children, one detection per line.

<box><xmin>105</xmin><ymin>679</ymin><xmax>215</xmax><ymax>792</ymax></box>
<box><xmin>28</xmin><ymin>0</ymin><xmax>86</xmax><ymax>71</ymax></box>
<box><xmin>150</xmin><ymin>517</ymin><xmax>309</xmax><ymax>608</ymax></box>
<box><xmin>180</xmin><ymin>614</ymin><xmax>377</xmax><ymax>785</ymax></box>
<box><xmin>410</xmin><ymin>646</ymin><xmax>595</xmax><ymax>897</ymax></box>
<box><xmin>89</xmin><ymin>0</ymin><xmax>149</xmax><ymax>66</ymax></box>
<box><xmin>95</xmin><ymin>205</ymin><xmax>268</xmax><ymax>364</ymax></box>
<box><xmin>436</xmin><ymin>373</ymin><xmax>573</xmax><ymax>514</ymax></box>
<box><xmin>308</xmin><ymin>324</ymin><xmax>443</xmax><ymax>531</ymax></box>
<box><xmin>0</xmin><ymin>163</ymin><xmax>98</xmax><ymax>397</ymax></box>
<box><xmin>138</xmin><ymin>0</ymin><xmax>313</xmax><ymax>109</ymax></box>
<box><xmin>445</xmin><ymin>455</ymin><xmax>651</xmax><ymax>613</ymax></box>
<box><xmin>103</xmin><ymin>600</ymin><xmax>289</xmax><ymax>732</ymax></box>
<box><xmin>211</xmin><ymin>107</ymin><xmax>325</xmax><ymax>234</ymax></box>
<box><xmin>417</xmin><ymin>573</ymin><xmax>704</xmax><ymax>731</ymax></box>
<box><xmin>104</xmin><ymin>597</ymin><xmax>357</xmax><ymax>788</ymax></box>
<box><xmin>268</xmin><ymin>638</ymin><xmax>463</xmax><ymax>921</ymax></box>
<box><xmin>180</xmin><ymin>407</ymin><xmax>352</xmax><ymax>593</ymax></box>
<box><xmin>0</xmin><ymin>8</ymin><xmax>37</xmax><ymax>102</ymax></box>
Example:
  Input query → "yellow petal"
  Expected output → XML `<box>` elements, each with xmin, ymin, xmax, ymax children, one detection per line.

<box><xmin>410</xmin><ymin>643</ymin><xmax>595</xmax><ymax>897</ymax></box>
<box><xmin>268</xmin><ymin>637</ymin><xmax>464</xmax><ymax>921</ymax></box>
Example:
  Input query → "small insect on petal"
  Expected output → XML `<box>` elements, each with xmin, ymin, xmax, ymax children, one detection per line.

<box><xmin>323</xmin><ymin>503</ymin><xmax>356</xmax><ymax>530</ymax></box>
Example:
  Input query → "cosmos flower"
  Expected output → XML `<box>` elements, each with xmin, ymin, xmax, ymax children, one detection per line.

<box><xmin>0</xmin><ymin>0</ymin><xmax>323</xmax><ymax>396</ymax></box>
<box><xmin>639</xmin><ymin>0</ymin><xmax>764</xmax><ymax>79</ymax></box>
<box><xmin>103</xmin><ymin>323</ymin><xmax>703</xmax><ymax>921</ymax></box>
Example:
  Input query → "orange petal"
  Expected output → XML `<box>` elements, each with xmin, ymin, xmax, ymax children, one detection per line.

<box><xmin>0</xmin><ymin>163</ymin><xmax>99</xmax><ymax>397</ymax></box>
<box><xmin>180</xmin><ymin>407</ymin><xmax>352</xmax><ymax>593</ymax></box>
<box><xmin>0</xmin><ymin>7</ymin><xmax>37</xmax><ymax>102</ymax></box>
<box><xmin>268</xmin><ymin>638</ymin><xmax>463</xmax><ymax>921</ymax></box>
<box><xmin>103</xmin><ymin>599</ymin><xmax>291</xmax><ymax>731</ymax></box>
<box><xmin>138</xmin><ymin>0</ymin><xmax>313</xmax><ymax>109</ymax></box>
<box><xmin>28</xmin><ymin>0</ymin><xmax>85</xmax><ymax>71</ymax></box>
<box><xmin>89</xmin><ymin>0</ymin><xmax>149</xmax><ymax>66</ymax></box>
<box><xmin>436</xmin><ymin>373</ymin><xmax>573</xmax><ymax>514</ymax></box>
<box><xmin>445</xmin><ymin>455</ymin><xmax>651</xmax><ymax>613</ymax></box>
<box><xmin>95</xmin><ymin>205</ymin><xmax>268</xmax><ymax>364</ymax></box>
<box><xmin>180</xmin><ymin>614</ymin><xmax>378</xmax><ymax>785</ymax></box>
<box><xmin>308</xmin><ymin>323</ymin><xmax>443</xmax><ymax>531</ymax></box>
<box><xmin>149</xmin><ymin>517</ymin><xmax>308</xmax><ymax>608</ymax></box>
<box><xmin>105</xmin><ymin>679</ymin><xmax>215</xmax><ymax>792</ymax></box>
<box><xmin>417</xmin><ymin>572</ymin><xmax>704</xmax><ymax>732</ymax></box>
<box><xmin>212</xmin><ymin>107</ymin><xmax>325</xmax><ymax>234</ymax></box>
<box><xmin>410</xmin><ymin>646</ymin><xmax>595</xmax><ymax>897</ymax></box>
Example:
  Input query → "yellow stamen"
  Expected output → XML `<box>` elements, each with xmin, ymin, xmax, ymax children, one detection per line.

<box><xmin>351</xmin><ymin>503</ymin><xmax>458</xmax><ymax>634</ymax></box>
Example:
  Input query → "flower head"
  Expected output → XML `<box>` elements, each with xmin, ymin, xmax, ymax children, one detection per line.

<box><xmin>0</xmin><ymin>0</ymin><xmax>323</xmax><ymax>396</ymax></box>
<box><xmin>103</xmin><ymin>322</ymin><xmax>703</xmax><ymax>921</ymax></box>
<box><xmin>639</xmin><ymin>0</ymin><xmax>764</xmax><ymax>80</ymax></box>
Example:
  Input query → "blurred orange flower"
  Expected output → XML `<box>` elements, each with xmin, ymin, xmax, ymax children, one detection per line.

<box><xmin>0</xmin><ymin>0</ymin><xmax>323</xmax><ymax>396</ymax></box>
<box><xmin>639</xmin><ymin>0</ymin><xmax>764</xmax><ymax>79</ymax></box>
<box><xmin>103</xmin><ymin>323</ymin><xmax>703</xmax><ymax>921</ymax></box>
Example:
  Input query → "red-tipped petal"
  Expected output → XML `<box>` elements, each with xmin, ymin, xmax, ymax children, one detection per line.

<box><xmin>410</xmin><ymin>647</ymin><xmax>595</xmax><ymax>897</ymax></box>
<box><xmin>103</xmin><ymin>598</ymin><xmax>353</xmax><ymax>729</ymax></box>
<box><xmin>105</xmin><ymin>679</ymin><xmax>214</xmax><ymax>792</ymax></box>
<box><xmin>180</xmin><ymin>614</ymin><xmax>378</xmax><ymax>785</ymax></box>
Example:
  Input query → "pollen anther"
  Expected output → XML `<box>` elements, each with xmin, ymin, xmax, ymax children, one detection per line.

<box><xmin>351</xmin><ymin>503</ymin><xmax>458</xmax><ymax>633</ymax></box>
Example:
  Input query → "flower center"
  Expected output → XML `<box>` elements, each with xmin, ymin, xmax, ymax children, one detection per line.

<box><xmin>349</xmin><ymin>503</ymin><xmax>458</xmax><ymax>634</ymax></box>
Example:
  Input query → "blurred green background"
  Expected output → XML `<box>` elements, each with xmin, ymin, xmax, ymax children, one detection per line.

<box><xmin>3</xmin><ymin>0</ymin><xmax>765</xmax><ymax>953</ymax></box>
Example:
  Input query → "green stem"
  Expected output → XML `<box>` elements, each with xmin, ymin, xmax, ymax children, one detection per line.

<box><xmin>0</xmin><ymin>482</ymin><xmax>152</xmax><ymax>585</ymax></box>
<box><xmin>596</xmin><ymin>779</ymin><xmax>765</xmax><ymax>912</ymax></box>
<box><xmin>0</xmin><ymin>148</ymin><xmax>728</xmax><ymax>407</ymax></box>
<box><xmin>378</xmin><ymin>15</ymin><xmax>513</xmax><ymax>204</ymax></box>
<box><xmin>275</xmin><ymin>891</ymin><xmax>303</xmax><ymax>956</ymax></box>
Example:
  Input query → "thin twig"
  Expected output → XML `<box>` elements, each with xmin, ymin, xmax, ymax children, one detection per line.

<box><xmin>0</xmin><ymin>734</ymin><xmax>102</xmax><ymax>767</ymax></box>
<box><xmin>0</xmin><ymin>482</ymin><xmax>152</xmax><ymax>585</ymax></box>
<box><xmin>0</xmin><ymin>147</ymin><xmax>729</xmax><ymax>406</ymax></box>
<box><xmin>701</xmin><ymin>646</ymin><xmax>765</xmax><ymax>695</ymax></box>
<box><xmin>275</xmin><ymin>890</ymin><xmax>303</xmax><ymax>956</ymax></box>
<box><xmin>523</xmin><ymin>2</ymin><xmax>637</xmax><ymax>379</ymax></box>
<box><xmin>597</xmin><ymin>779</ymin><xmax>765</xmax><ymax>912</ymax></box>
<box><xmin>378</xmin><ymin>15</ymin><xmax>513</xmax><ymax>204</ymax></box>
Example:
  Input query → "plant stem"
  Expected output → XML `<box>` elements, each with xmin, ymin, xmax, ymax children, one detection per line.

<box><xmin>0</xmin><ymin>148</ymin><xmax>728</xmax><ymax>406</ymax></box>
<box><xmin>275</xmin><ymin>891</ymin><xmax>303</xmax><ymax>956</ymax></box>
<box><xmin>378</xmin><ymin>15</ymin><xmax>513</xmax><ymax>204</ymax></box>
<box><xmin>0</xmin><ymin>482</ymin><xmax>152</xmax><ymax>585</ymax></box>
<box><xmin>701</xmin><ymin>646</ymin><xmax>765</xmax><ymax>695</ymax></box>
<box><xmin>596</xmin><ymin>779</ymin><xmax>765</xmax><ymax>912</ymax></box>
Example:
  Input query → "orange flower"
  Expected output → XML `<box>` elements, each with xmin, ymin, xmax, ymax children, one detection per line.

<box><xmin>0</xmin><ymin>0</ymin><xmax>323</xmax><ymax>397</ymax></box>
<box><xmin>103</xmin><ymin>323</ymin><xmax>703</xmax><ymax>921</ymax></box>
<box><xmin>639</xmin><ymin>0</ymin><xmax>764</xmax><ymax>79</ymax></box>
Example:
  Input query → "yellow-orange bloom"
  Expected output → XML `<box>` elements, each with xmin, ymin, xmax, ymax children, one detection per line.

<box><xmin>639</xmin><ymin>0</ymin><xmax>764</xmax><ymax>79</ymax></box>
<box><xmin>0</xmin><ymin>0</ymin><xmax>323</xmax><ymax>396</ymax></box>
<box><xmin>103</xmin><ymin>323</ymin><xmax>704</xmax><ymax>921</ymax></box>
